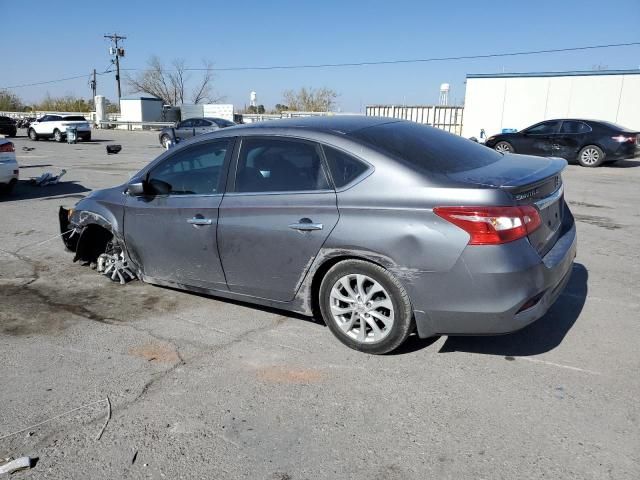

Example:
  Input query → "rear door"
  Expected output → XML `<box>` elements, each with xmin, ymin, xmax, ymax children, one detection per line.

<box><xmin>218</xmin><ymin>136</ymin><xmax>339</xmax><ymax>301</ymax></box>
<box><xmin>124</xmin><ymin>138</ymin><xmax>234</xmax><ymax>289</ymax></box>
<box><xmin>554</xmin><ymin>121</ymin><xmax>591</xmax><ymax>160</ymax></box>
<box><xmin>194</xmin><ymin>119</ymin><xmax>218</xmax><ymax>135</ymax></box>
<box><xmin>519</xmin><ymin>121</ymin><xmax>561</xmax><ymax>156</ymax></box>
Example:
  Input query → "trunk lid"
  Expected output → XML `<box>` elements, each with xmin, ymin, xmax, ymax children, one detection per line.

<box><xmin>447</xmin><ymin>154</ymin><xmax>567</xmax><ymax>256</ymax></box>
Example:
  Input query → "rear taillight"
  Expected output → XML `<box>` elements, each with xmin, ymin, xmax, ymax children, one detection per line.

<box><xmin>0</xmin><ymin>142</ymin><xmax>15</xmax><ymax>153</ymax></box>
<box><xmin>433</xmin><ymin>206</ymin><xmax>541</xmax><ymax>245</ymax></box>
<box><xmin>611</xmin><ymin>134</ymin><xmax>637</xmax><ymax>144</ymax></box>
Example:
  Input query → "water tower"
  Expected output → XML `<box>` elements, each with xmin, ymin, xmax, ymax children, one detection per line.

<box><xmin>250</xmin><ymin>91</ymin><xmax>257</xmax><ymax>107</ymax></box>
<box><xmin>439</xmin><ymin>83</ymin><xmax>450</xmax><ymax>106</ymax></box>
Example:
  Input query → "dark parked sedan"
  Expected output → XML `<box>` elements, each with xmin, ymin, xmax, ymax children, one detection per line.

<box><xmin>485</xmin><ymin>119</ymin><xmax>639</xmax><ymax>167</ymax></box>
<box><xmin>159</xmin><ymin>117</ymin><xmax>236</xmax><ymax>148</ymax></box>
<box><xmin>0</xmin><ymin>116</ymin><xmax>17</xmax><ymax>137</ymax></box>
<box><xmin>60</xmin><ymin>117</ymin><xmax>576</xmax><ymax>354</ymax></box>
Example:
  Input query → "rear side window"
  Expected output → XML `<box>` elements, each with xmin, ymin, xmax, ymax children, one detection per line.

<box><xmin>560</xmin><ymin>121</ymin><xmax>591</xmax><ymax>134</ymax></box>
<box><xmin>235</xmin><ymin>137</ymin><xmax>330</xmax><ymax>193</ymax></box>
<box><xmin>350</xmin><ymin>121</ymin><xmax>502</xmax><ymax>174</ymax></box>
<box><xmin>323</xmin><ymin>145</ymin><xmax>368</xmax><ymax>188</ymax></box>
<box><xmin>215</xmin><ymin>119</ymin><xmax>235</xmax><ymax>127</ymax></box>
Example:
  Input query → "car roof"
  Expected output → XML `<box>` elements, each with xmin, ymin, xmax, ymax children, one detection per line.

<box><xmin>233</xmin><ymin>115</ymin><xmax>400</xmax><ymax>134</ymax></box>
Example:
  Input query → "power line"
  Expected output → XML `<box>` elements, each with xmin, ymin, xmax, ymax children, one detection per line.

<box><xmin>126</xmin><ymin>41</ymin><xmax>640</xmax><ymax>72</ymax></box>
<box><xmin>2</xmin><ymin>41</ymin><xmax>639</xmax><ymax>89</ymax></box>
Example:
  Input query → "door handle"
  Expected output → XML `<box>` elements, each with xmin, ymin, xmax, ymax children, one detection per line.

<box><xmin>552</xmin><ymin>144</ymin><xmax>560</xmax><ymax>149</ymax></box>
<box><xmin>289</xmin><ymin>219</ymin><xmax>323</xmax><ymax>231</ymax></box>
<box><xmin>187</xmin><ymin>217</ymin><xmax>213</xmax><ymax>226</ymax></box>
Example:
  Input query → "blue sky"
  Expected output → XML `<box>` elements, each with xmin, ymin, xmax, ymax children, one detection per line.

<box><xmin>2</xmin><ymin>0</ymin><xmax>639</xmax><ymax>111</ymax></box>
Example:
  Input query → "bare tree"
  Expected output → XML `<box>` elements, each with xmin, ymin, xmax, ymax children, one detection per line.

<box><xmin>282</xmin><ymin>87</ymin><xmax>338</xmax><ymax>112</ymax></box>
<box><xmin>126</xmin><ymin>56</ymin><xmax>223</xmax><ymax>105</ymax></box>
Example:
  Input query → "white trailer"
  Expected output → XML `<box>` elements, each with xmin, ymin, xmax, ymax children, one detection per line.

<box><xmin>462</xmin><ymin>70</ymin><xmax>640</xmax><ymax>139</ymax></box>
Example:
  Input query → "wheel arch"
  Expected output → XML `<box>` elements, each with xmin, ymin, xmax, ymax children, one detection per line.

<box><xmin>74</xmin><ymin>223</ymin><xmax>113</xmax><ymax>263</ymax></box>
<box><xmin>306</xmin><ymin>250</ymin><xmax>396</xmax><ymax>320</ymax></box>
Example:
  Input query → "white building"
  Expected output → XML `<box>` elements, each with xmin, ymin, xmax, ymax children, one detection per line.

<box><xmin>462</xmin><ymin>69</ymin><xmax>640</xmax><ymax>139</ymax></box>
<box><xmin>119</xmin><ymin>96</ymin><xmax>164</xmax><ymax>129</ymax></box>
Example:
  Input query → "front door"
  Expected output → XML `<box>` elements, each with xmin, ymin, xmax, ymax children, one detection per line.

<box><xmin>175</xmin><ymin>119</ymin><xmax>196</xmax><ymax>142</ymax></box>
<box><xmin>520</xmin><ymin>120</ymin><xmax>561</xmax><ymax>157</ymax></box>
<box><xmin>218</xmin><ymin>136</ymin><xmax>339</xmax><ymax>301</ymax></box>
<box><xmin>124</xmin><ymin>138</ymin><xmax>233</xmax><ymax>289</ymax></box>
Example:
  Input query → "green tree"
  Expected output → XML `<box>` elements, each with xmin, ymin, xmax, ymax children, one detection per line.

<box><xmin>0</xmin><ymin>90</ymin><xmax>23</xmax><ymax>111</ymax></box>
<box><xmin>36</xmin><ymin>94</ymin><xmax>92</xmax><ymax>112</ymax></box>
<box><xmin>282</xmin><ymin>87</ymin><xmax>338</xmax><ymax>112</ymax></box>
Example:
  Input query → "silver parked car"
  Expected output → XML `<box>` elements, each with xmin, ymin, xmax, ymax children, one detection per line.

<box><xmin>159</xmin><ymin>117</ymin><xmax>236</xmax><ymax>148</ymax></box>
<box><xmin>60</xmin><ymin>117</ymin><xmax>577</xmax><ymax>354</ymax></box>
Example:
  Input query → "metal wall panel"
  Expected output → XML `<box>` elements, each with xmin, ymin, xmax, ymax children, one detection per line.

<box><xmin>365</xmin><ymin>105</ymin><xmax>464</xmax><ymax>135</ymax></box>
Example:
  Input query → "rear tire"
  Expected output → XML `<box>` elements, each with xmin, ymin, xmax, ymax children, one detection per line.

<box><xmin>28</xmin><ymin>128</ymin><xmax>39</xmax><ymax>141</ymax></box>
<box><xmin>53</xmin><ymin>129</ymin><xmax>64</xmax><ymax>142</ymax></box>
<box><xmin>319</xmin><ymin>259</ymin><xmax>413</xmax><ymax>354</ymax></box>
<box><xmin>494</xmin><ymin>141</ymin><xmax>515</xmax><ymax>154</ymax></box>
<box><xmin>578</xmin><ymin>145</ymin><xmax>604</xmax><ymax>167</ymax></box>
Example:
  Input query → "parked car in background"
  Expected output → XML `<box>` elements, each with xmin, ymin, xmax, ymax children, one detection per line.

<box><xmin>485</xmin><ymin>119</ymin><xmax>639</xmax><ymax>167</ymax></box>
<box><xmin>60</xmin><ymin>117</ymin><xmax>576</xmax><ymax>354</ymax></box>
<box><xmin>0</xmin><ymin>116</ymin><xmax>17</xmax><ymax>137</ymax></box>
<box><xmin>28</xmin><ymin>115</ymin><xmax>91</xmax><ymax>142</ymax></box>
<box><xmin>0</xmin><ymin>139</ymin><xmax>18</xmax><ymax>194</ymax></box>
<box><xmin>158</xmin><ymin>117</ymin><xmax>236</xmax><ymax>148</ymax></box>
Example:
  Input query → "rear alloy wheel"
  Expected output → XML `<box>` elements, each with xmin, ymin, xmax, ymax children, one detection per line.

<box><xmin>578</xmin><ymin>145</ymin><xmax>604</xmax><ymax>167</ymax></box>
<box><xmin>494</xmin><ymin>141</ymin><xmax>514</xmax><ymax>154</ymax></box>
<box><xmin>28</xmin><ymin>128</ymin><xmax>38</xmax><ymax>141</ymax></box>
<box><xmin>53</xmin><ymin>129</ymin><xmax>64</xmax><ymax>142</ymax></box>
<box><xmin>319</xmin><ymin>260</ymin><xmax>413</xmax><ymax>354</ymax></box>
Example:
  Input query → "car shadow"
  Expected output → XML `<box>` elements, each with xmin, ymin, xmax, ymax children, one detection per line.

<box><xmin>608</xmin><ymin>160</ymin><xmax>640</xmax><ymax>168</ymax></box>
<box><xmin>1</xmin><ymin>180</ymin><xmax>91</xmax><ymax>202</ymax></box>
<box><xmin>438</xmin><ymin>263</ymin><xmax>588</xmax><ymax>357</ymax></box>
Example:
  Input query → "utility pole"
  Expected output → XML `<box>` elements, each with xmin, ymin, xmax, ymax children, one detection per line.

<box><xmin>104</xmin><ymin>33</ymin><xmax>127</xmax><ymax>103</ymax></box>
<box><xmin>90</xmin><ymin>69</ymin><xmax>97</xmax><ymax>99</ymax></box>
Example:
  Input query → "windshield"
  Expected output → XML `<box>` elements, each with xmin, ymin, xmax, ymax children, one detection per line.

<box><xmin>350</xmin><ymin>121</ymin><xmax>502</xmax><ymax>174</ymax></box>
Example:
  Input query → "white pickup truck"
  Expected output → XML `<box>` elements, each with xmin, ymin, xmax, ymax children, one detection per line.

<box><xmin>28</xmin><ymin>114</ymin><xmax>91</xmax><ymax>142</ymax></box>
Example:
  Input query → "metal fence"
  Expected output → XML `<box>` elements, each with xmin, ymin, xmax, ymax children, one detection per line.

<box><xmin>365</xmin><ymin>105</ymin><xmax>464</xmax><ymax>134</ymax></box>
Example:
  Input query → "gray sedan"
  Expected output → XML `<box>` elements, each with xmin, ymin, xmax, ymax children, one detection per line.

<box><xmin>159</xmin><ymin>117</ymin><xmax>236</xmax><ymax>148</ymax></box>
<box><xmin>60</xmin><ymin>116</ymin><xmax>576</xmax><ymax>354</ymax></box>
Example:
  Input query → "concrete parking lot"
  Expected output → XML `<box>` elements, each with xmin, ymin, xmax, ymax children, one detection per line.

<box><xmin>1</xmin><ymin>130</ymin><xmax>638</xmax><ymax>479</ymax></box>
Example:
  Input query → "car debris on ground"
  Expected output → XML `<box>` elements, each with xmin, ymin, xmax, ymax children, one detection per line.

<box><xmin>0</xmin><ymin>457</ymin><xmax>36</xmax><ymax>475</ymax></box>
<box><xmin>106</xmin><ymin>144</ymin><xmax>122</xmax><ymax>155</ymax></box>
<box><xmin>29</xmin><ymin>169</ymin><xmax>66</xmax><ymax>186</ymax></box>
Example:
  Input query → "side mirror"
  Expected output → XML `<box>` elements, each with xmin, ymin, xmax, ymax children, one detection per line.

<box><xmin>127</xmin><ymin>181</ymin><xmax>145</xmax><ymax>196</ymax></box>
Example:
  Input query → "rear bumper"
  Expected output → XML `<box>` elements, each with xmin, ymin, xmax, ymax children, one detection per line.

<box><xmin>410</xmin><ymin>215</ymin><xmax>577</xmax><ymax>338</ymax></box>
<box><xmin>606</xmin><ymin>144</ymin><xmax>639</xmax><ymax>161</ymax></box>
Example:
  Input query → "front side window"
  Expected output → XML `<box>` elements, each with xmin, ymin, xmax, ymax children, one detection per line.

<box><xmin>147</xmin><ymin>139</ymin><xmax>231</xmax><ymax>195</ymax></box>
<box><xmin>525</xmin><ymin>121</ymin><xmax>560</xmax><ymax>135</ymax></box>
<box><xmin>179</xmin><ymin>119</ymin><xmax>194</xmax><ymax>129</ymax></box>
<box><xmin>235</xmin><ymin>137</ymin><xmax>330</xmax><ymax>193</ymax></box>
<box><xmin>323</xmin><ymin>145</ymin><xmax>369</xmax><ymax>188</ymax></box>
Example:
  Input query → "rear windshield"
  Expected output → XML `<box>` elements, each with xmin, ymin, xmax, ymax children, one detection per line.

<box><xmin>597</xmin><ymin>121</ymin><xmax>636</xmax><ymax>133</ymax></box>
<box><xmin>63</xmin><ymin>116</ymin><xmax>87</xmax><ymax>121</ymax></box>
<box><xmin>350</xmin><ymin>121</ymin><xmax>502</xmax><ymax>174</ymax></box>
